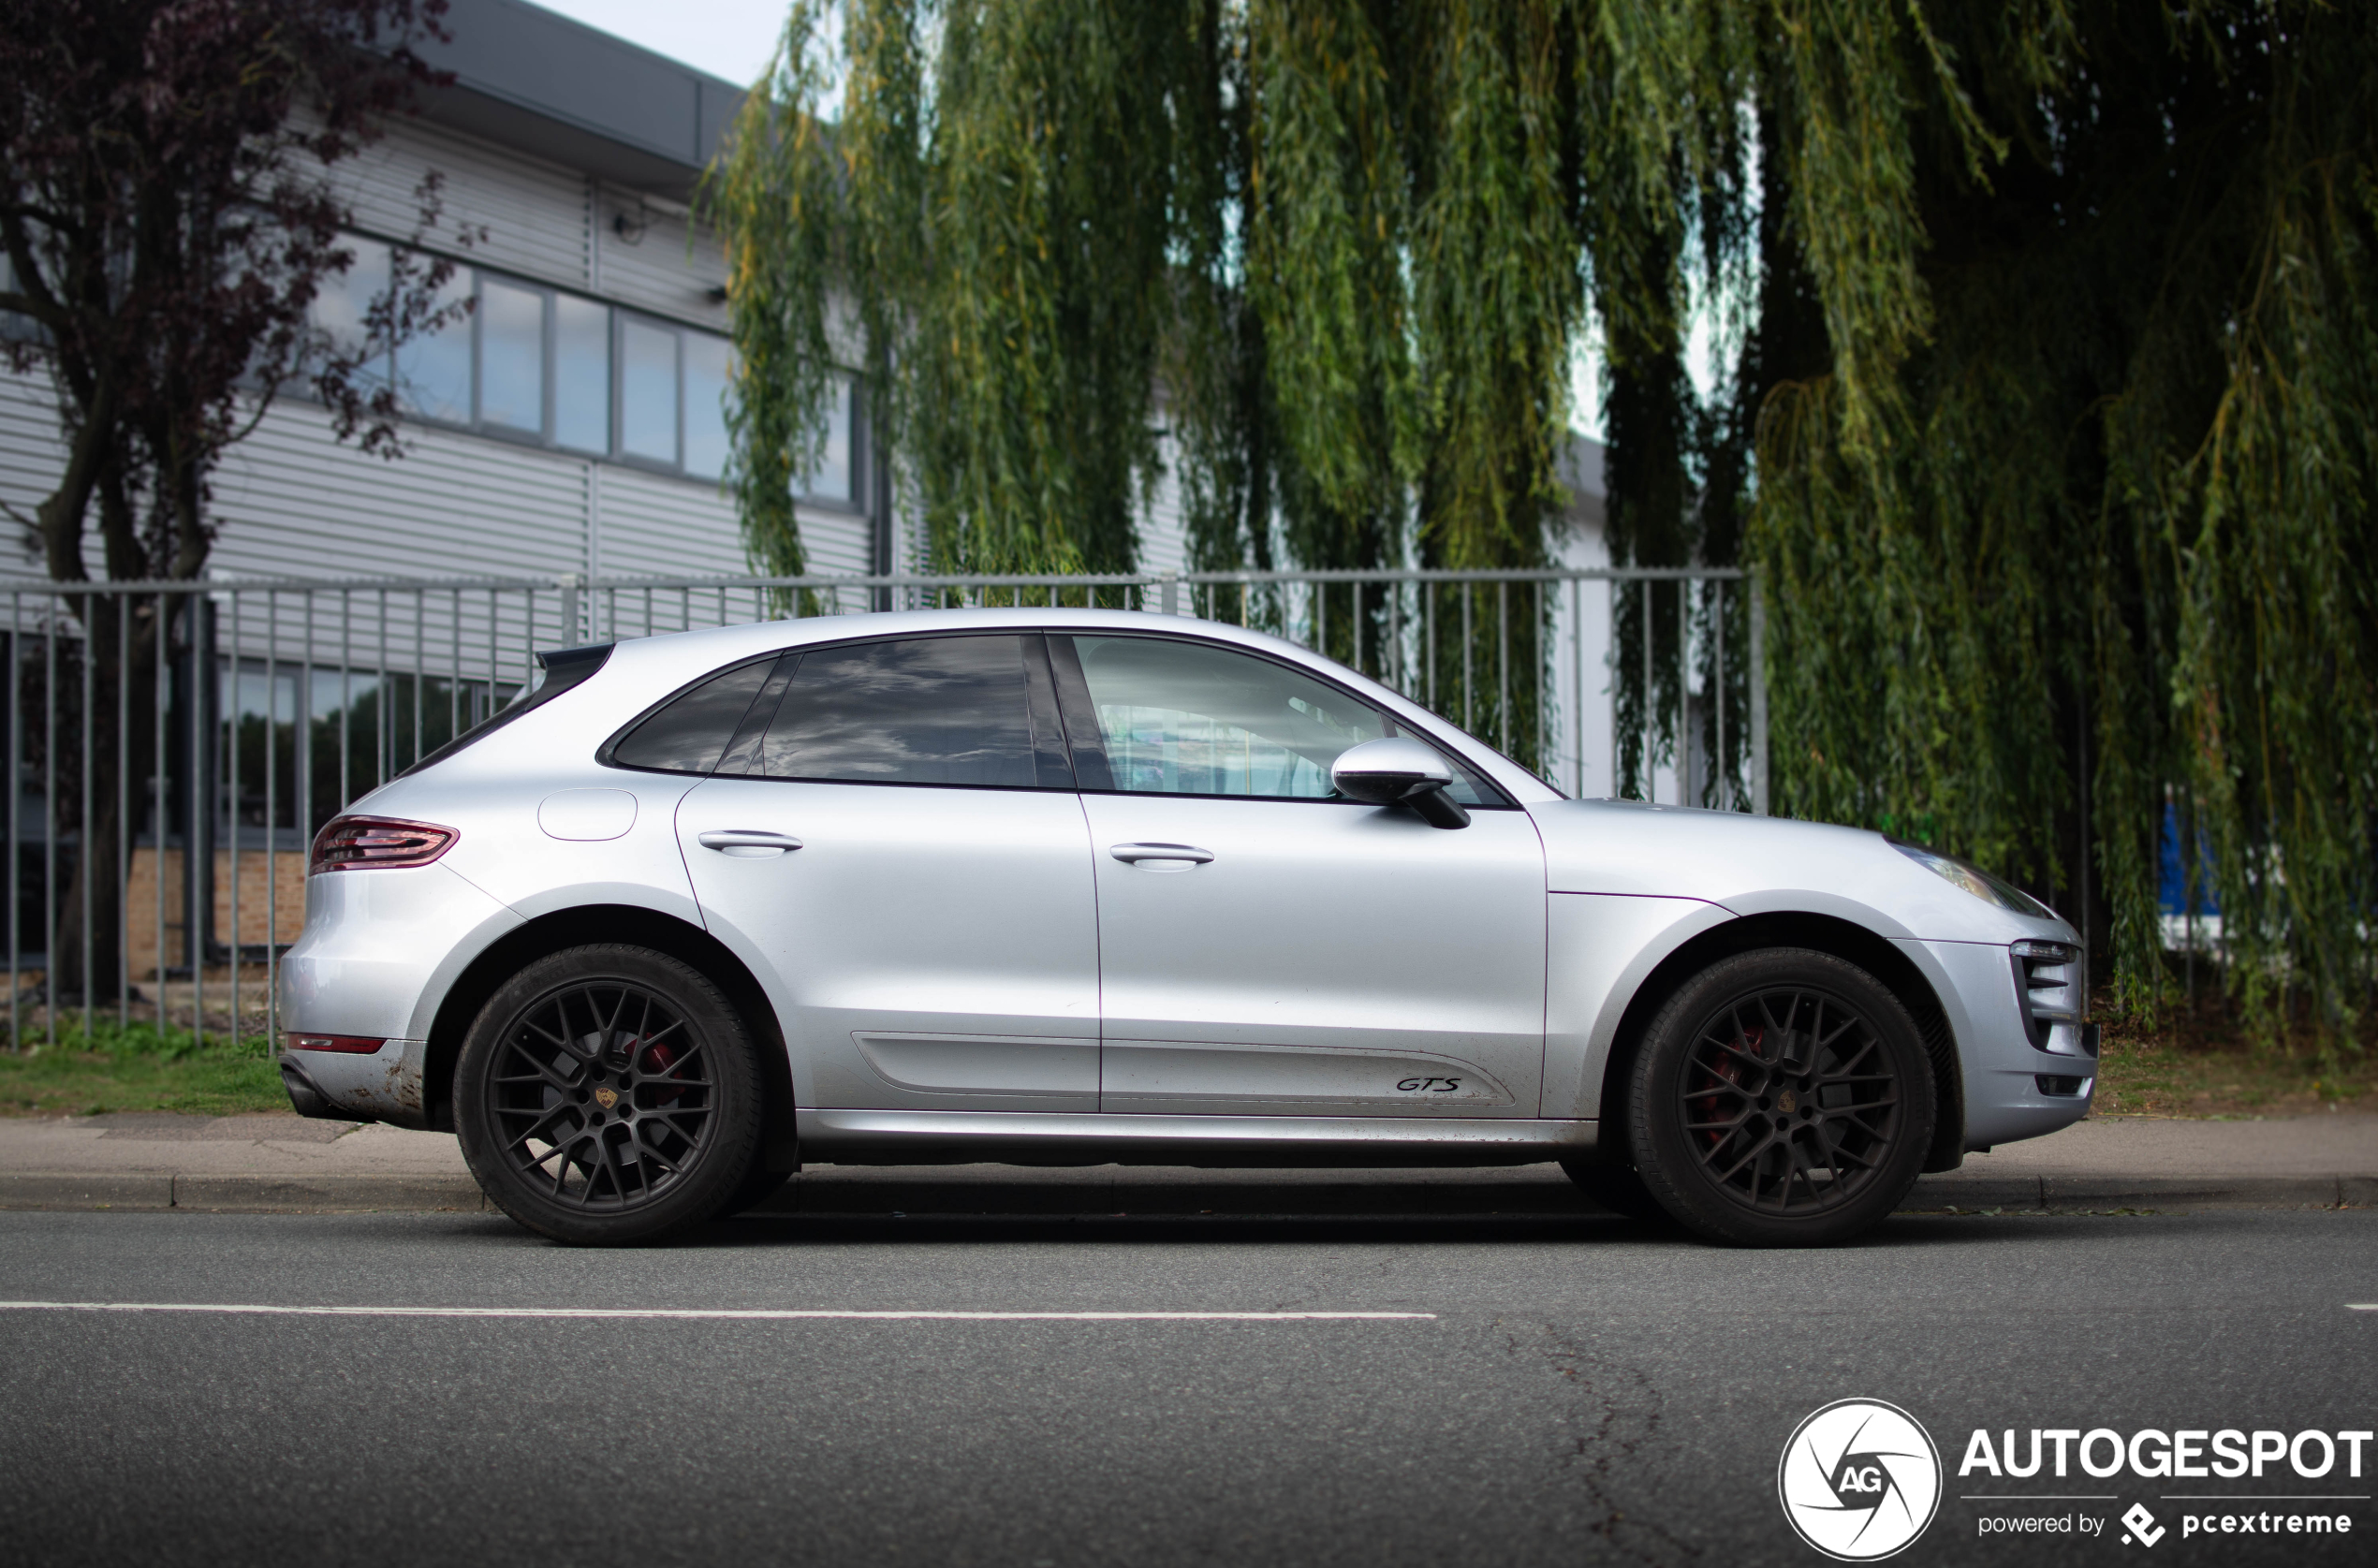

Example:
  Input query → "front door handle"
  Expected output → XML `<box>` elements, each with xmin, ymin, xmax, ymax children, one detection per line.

<box><xmin>697</xmin><ymin>829</ymin><xmax>803</xmax><ymax>857</ymax></box>
<box><xmin>1109</xmin><ymin>843</ymin><xmax>1214</xmax><ymax>869</ymax></box>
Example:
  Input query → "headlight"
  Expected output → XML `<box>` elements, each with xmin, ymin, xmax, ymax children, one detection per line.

<box><xmin>1891</xmin><ymin>840</ymin><xmax>2054</xmax><ymax>918</ymax></box>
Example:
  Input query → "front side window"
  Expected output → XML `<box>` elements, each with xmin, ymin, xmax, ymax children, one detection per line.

<box><xmin>1058</xmin><ymin>635</ymin><xmax>1389</xmax><ymax>799</ymax></box>
<box><xmin>728</xmin><ymin>636</ymin><xmax>1063</xmax><ymax>789</ymax></box>
<box><xmin>1053</xmin><ymin>634</ymin><xmax>1506</xmax><ymax>805</ymax></box>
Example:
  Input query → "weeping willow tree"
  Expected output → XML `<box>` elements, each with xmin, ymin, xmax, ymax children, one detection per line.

<box><xmin>709</xmin><ymin>0</ymin><xmax>2378</xmax><ymax>1044</ymax></box>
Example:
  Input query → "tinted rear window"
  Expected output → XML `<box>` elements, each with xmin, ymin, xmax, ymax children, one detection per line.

<box><xmin>608</xmin><ymin>658</ymin><xmax>774</xmax><ymax>774</ymax></box>
<box><xmin>735</xmin><ymin>636</ymin><xmax>1042</xmax><ymax>787</ymax></box>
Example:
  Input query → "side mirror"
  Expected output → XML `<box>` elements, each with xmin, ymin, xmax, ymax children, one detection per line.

<box><xmin>1329</xmin><ymin>737</ymin><xmax>1471</xmax><ymax>829</ymax></box>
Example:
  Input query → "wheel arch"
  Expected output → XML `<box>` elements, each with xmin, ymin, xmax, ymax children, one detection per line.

<box><xmin>422</xmin><ymin>904</ymin><xmax>798</xmax><ymax>1173</ymax></box>
<box><xmin>1593</xmin><ymin>910</ymin><xmax>1965</xmax><ymax>1175</ymax></box>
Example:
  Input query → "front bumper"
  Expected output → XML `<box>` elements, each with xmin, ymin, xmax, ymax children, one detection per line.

<box><xmin>1907</xmin><ymin>937</ymin><xmax>2098</xmax><ymax>1149</ymax></box>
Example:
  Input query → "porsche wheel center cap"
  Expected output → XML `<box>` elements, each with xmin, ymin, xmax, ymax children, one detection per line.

<box><xmin>594</xmin><ymin>1087</ymin><xmax>619</xmax><ymax>1110</ymax></box>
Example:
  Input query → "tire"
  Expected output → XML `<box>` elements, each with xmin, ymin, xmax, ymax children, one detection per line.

<box><xmin>1556</xmin><ymin>1156</ymin><xmax>1670</xmax><ymax>1224</ymax></box>
<box><xmin>723</xmin><ymin>1164</ymin><xmax>794</xmax><ymax>1217</ymax></box>
<box><xmin>455</xmin><ymin>945</ymin><xmax>763</xmax><ymax>1245</ymax></box>
<box><xmin>1625</xmin><ymin>948</ymin><xmax>1934</xmax><ymax>1248</ymax></box>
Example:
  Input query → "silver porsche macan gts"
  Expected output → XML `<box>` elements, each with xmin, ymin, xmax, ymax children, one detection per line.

<box><xmin>277</xmin><ymin>608</ymin><xmax>2094</xmax><ymax>1246</ymax></box>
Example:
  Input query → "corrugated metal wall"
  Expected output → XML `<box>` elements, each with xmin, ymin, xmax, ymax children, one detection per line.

<box><xmin>330</xmin><ymin>117</ymin><xmax>595</xmax><ymax>294</ymax></box>
<box><xmin>0</xmin><ymin>112</ymin><xmax>875</xmax><ymax>619</ymax></box>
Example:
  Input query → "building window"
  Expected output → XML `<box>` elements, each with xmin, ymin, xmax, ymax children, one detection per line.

<box><xmin>398</xmin><ymin>264</ymin><xmax>473</xmax><ymax>424</ymax></box>
<box><xmin>553</xmin><ymin>294</ymin><xmax>609</xmax><ymax>453</ymax></box>
<box><xmin>307</xmin><ymin>235</ymin><xmax>392</xmax><ymax>399</ymax></box>
<box><xmin>476</xmin><ymin>276</ymin><xmax>545</xmax><ymax>432</ymax></box>
<box><xmin>307</xmin><ymin>236</ymin><xmax>858</xmax><ymax>491</ymax></box>
<box><xmin>800</xmin><ymin>377</ymin><xmax>857</xmax><ymax>506</ymax></box>
<box><xmin>619</xmin><ymin>315</ymin><xmax>679</xmax><ymax>464</ymax></box>
<box><xmin>683</xmin><ymin>332</ymin><xmax>733</xmax><ymax>481</ymax></box>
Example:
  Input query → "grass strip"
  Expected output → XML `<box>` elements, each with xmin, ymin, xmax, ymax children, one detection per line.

<box><xmin>2093</xmin><ymin>998</ymin><xmax>2374</xmax><ymax>1118</ymax></box>
<box><xmin>0</xmin><ymin>1018</ymin><xmax>285</xmax><ymax>1117</ymax></box>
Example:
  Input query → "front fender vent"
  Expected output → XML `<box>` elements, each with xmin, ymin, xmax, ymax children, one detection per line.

<box><xmin>2011</xmin><ymin>940</ymin><xmax>2086</xmax><ymax>1053</ymax></box>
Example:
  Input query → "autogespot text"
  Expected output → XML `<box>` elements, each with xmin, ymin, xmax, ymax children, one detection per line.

<box><xmin>1959</xmin><ymin>1426</ymin><xmax>2372</xmax><ymax>1481</ymax></box>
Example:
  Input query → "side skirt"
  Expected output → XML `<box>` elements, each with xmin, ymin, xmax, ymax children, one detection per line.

<box><xmin>796</xmin><ymin>1108</ymin><xmax>1597</xmax><ymax>1168</ymax></box>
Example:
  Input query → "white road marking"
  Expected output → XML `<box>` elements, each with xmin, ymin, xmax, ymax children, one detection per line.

<box><xmin>2349</xmin><ymin>1303</ymin><xmax>2376</xmax><ymax>1312</ymax></box>
<box><xmin>0</xmin><ymin>1300</ymin><xmax>1433</xmax><ymax>1322</ymax></box>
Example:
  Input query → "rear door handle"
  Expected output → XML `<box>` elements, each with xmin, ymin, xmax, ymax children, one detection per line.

<box><xmin>1108</xmin><ymin>843</ymin><xmax>1214</xmax><ymax>868</ymax></box>
<box><xmin>697</xmin><ymin>829</ymin><xmax>802</xmax><ymax>857</ymax></box>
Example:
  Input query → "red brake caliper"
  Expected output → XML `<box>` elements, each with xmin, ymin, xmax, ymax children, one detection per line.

<box><xmin>1694</xmin><ymin>1024</ymin><xmax>1758</xmax><ymax>1152</ymax></box>
<box><xmin>640</xmin><ymin>1041</ymin><xmax>686</xmax><ymax>1106</ymax></box>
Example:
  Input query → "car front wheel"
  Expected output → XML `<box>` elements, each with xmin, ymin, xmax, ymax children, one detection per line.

<box><xmin>1627</xmin><ymin>947</ymin><xmax>1934</xmax><ymax>1247</ymax></box>
<box><xmin>455</xmin><ymin>945</ymin><xmax>763</xmax><ymax>1245</ymax></box>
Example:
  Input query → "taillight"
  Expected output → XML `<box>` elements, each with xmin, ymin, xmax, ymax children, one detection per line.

<box><xmin>286</xmin><ymin>1033</ymin><xmax>386</xmax><ymax>1054</ymax></box>
<box><xmin>310</xmin><ymin>815</ymin><xmax>458</xmax><ymax>873</ymax></box>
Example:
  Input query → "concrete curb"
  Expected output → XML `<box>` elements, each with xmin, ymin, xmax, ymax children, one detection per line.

<box><xmin>0</xmin><ymin>1174</ymin><xmax>491</xmax><ymax>1213</ymax></box>
<box><xmin>0</xmin><ymin>1170</ymin><xmax>2365</xmax><ymax>1217</ymax></box>
<box><xmin>1903</xmin><ymin>1173</ymin><xmax>2374</xmax><ymax>1211</ymax></box>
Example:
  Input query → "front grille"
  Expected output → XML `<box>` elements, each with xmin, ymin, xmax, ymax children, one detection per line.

<box><xmin>2012</xmin><ymin>939</ymin><xmax>2084</xmax><ymax>1053</ymax></box>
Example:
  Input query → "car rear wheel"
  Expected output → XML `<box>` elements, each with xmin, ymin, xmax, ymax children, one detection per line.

<box><xmin>1626</xmin><ymin>948</ymin><xmax>1934</xmax><ymax>1247</ymax></box>
<box><xmin>455</xmin><ymin>945</ymin><xmax>763</xmax><ymax>1245</ymax></box>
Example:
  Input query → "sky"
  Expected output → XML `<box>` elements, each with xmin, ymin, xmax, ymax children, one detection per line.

<box><xmin>526</xmin><ymin>0</ymin><xmax>788</xmax><ymax>86</ymax></box>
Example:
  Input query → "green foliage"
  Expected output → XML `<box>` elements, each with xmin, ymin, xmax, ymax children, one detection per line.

<box><xmin>1746</xmin><ymin>0</ymin><xmax>2378</xmax><ymax>1047</ymax></box>
<box><xmin>714</xmin><ymin>0</ymin><xmax>1189</xmax><ymax>575</ymax></box>
<box><xmin>708</xmin><ymin>0</ymin><xmax>2378</xmax><ymax>1043</ymax></box>
<box><xmin>0</xmin><ymin>1018</ymin><xmax>282</xmax><ymax>1117</ymax></box>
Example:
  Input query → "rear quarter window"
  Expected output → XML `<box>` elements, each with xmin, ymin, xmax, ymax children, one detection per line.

<box><xmin>605</xmin><ymin>658</ymin><xmax>776</xmax><ymax>775</ymax></box>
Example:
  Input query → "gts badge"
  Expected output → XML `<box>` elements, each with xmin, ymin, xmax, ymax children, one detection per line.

<box><xmin>1395</xmin><ymin>1076</ymin><xmax>1462</xmax><ymax>1092</ymax></box>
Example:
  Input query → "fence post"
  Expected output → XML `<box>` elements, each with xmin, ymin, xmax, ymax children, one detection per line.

<box><xmin>556</xmin><ymin>573</ymin><xmax>582</xmax><ymax>646</ymax></box>
<box><xmin>1159</xmin><ymin>572</ymin><xmax>1180</xmax><ymax>617</ymax></box>
<box><xmin>1750</xmin><ymin>575</ymin><xmax>1769</xmax><ymax>816</ymax></box>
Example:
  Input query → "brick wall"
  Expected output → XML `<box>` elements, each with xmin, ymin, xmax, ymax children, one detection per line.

<box><xmin>124</xmin><ymin>848</ymin><xmax>306</xmax><ymax>978</ymax></box>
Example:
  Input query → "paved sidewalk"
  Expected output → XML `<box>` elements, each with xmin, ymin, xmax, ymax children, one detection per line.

<box><xmin>0</xmin><ymin>1109</ymin><xmax>2370</xmax><ymax>1217</ymax></box>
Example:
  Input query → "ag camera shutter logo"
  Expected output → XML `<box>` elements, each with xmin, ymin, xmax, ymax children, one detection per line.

<box><xmin>1778</xmin><ymin>1399</ymin><xmax>1944</xmax><ymax>1561</ymax></box>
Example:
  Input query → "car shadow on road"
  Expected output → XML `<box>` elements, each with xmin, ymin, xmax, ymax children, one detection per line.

<box><xmin>682</xmin><ymin>1207</ymin><xmax>2155</xmax><ymax>1250</ymax></box>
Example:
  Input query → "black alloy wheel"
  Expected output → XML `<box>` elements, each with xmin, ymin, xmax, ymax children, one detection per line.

<box><xmin>1628</xmin><ymin>948</ymin><xmax>1934</xmax><ymax>1247</ymax></box>
<box><xmin>456</xmin><ymin>945</ymin><xmax>761</xmax><ymax>1245</ymax></box>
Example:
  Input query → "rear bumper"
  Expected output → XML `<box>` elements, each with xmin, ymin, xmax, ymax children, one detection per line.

<box><xmin>279</xmin><ymin>1039</ymin><xmax>430</xmax><ymax>1128</ymax></box>
<box><xmin>278</xmin><ymin>861</ymin><xmax>521</xmax><ymax>1126</ymax></box>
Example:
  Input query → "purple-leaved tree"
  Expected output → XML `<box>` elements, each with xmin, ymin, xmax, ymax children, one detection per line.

<box><xmin>1</xmin><ymin>0</ymin><xmax>468</xmax><ymax>1005</ymax></box>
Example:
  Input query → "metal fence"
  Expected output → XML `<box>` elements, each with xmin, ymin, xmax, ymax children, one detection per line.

<box><xmin>0</xmin><ymin>565</ymin><xmax>1759</xmax><ymax>1049</ymax></box>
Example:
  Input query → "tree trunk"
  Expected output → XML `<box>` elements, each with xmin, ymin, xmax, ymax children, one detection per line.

<box><xmin>50</xmin><ymin>595</ymin><xmax>163</xmax><ymax>1007</ymax></box>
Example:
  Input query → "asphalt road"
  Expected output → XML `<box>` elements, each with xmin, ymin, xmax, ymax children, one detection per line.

<box><xmin>0</xmin><ymin>1205</ymin><xmax>2371</xmax><ymax>1568</ymax></box>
